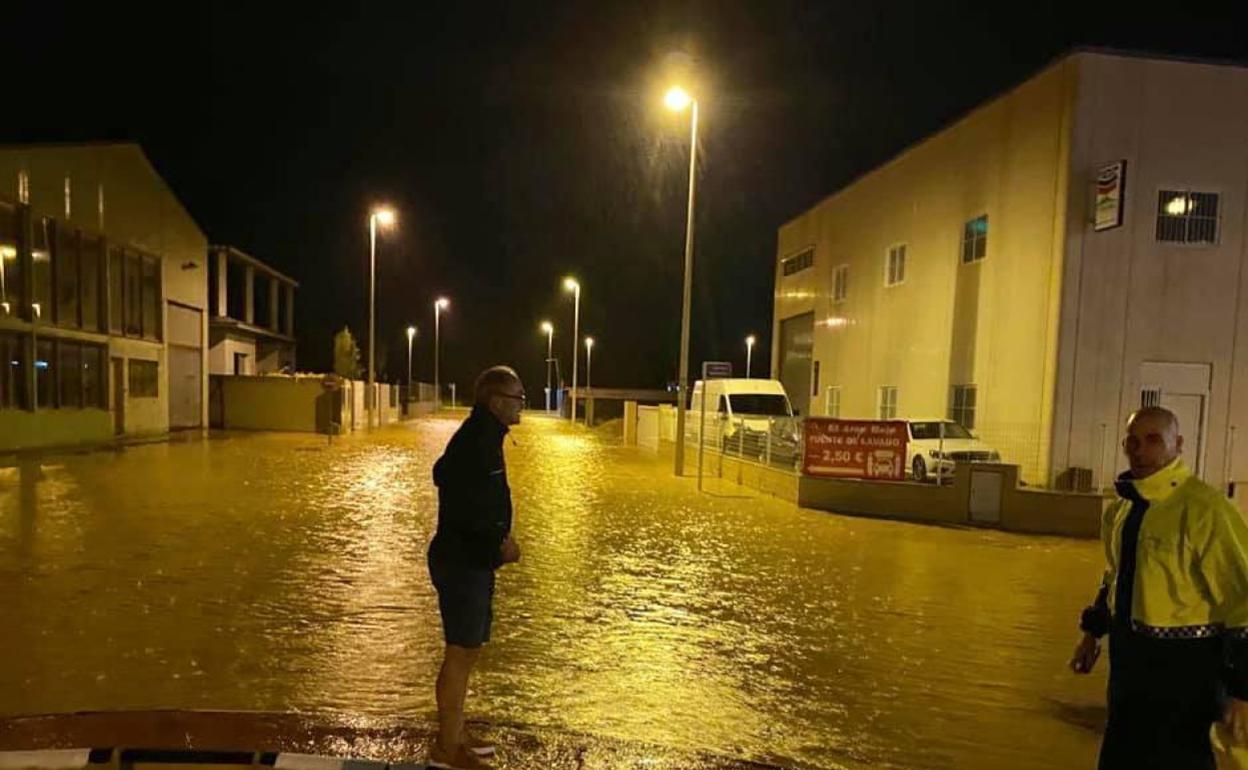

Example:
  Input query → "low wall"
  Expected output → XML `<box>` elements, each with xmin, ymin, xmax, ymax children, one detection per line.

<box><xmin>219</xmin><ymin>376</ymin><xmax>326</xmax><ymax>432</ymax></box>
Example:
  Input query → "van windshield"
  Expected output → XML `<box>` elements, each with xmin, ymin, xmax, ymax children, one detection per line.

<box><xmin>728</xmin><ymin>394</ymin><xmax>791</xmax><ymax>416</ymax></box>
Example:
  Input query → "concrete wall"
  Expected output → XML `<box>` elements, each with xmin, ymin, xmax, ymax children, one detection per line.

<box><xmin>0</xmin><ymin>409</ymin><xmax>112</xmax><ymax>452</ymax></box>
<box><xmin>774</xmin><ymin>58</ymin><xmax>1077</xmax><ymax>484</ymax></box>
<box><xmin>209</xmin><ymin>332</ymin><xmax>257</xmax><ymax>376</ymax></box>
<box><xmin>1051</xmin><ymin>53</ymin><xmax>1248</xmax><ymax>491</ymax></box>
<box><xmin>219</xmin><ymin>376</ymin><xmax>324</xmax><ymax>432</ymax></box>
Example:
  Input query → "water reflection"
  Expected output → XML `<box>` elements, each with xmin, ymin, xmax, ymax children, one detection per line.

<box><xmin>0</xmin><ymin>418</ymin><xmax>1106</xmax><ymax>770</ymax></box>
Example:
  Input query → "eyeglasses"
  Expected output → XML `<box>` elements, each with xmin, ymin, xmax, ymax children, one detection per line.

<box><xmin>498</xmin><ymin>392</ymin><xmax>527</xmax><ymax>403</ymax></box>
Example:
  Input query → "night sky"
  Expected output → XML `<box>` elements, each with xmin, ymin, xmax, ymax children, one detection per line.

<box><xmin>7</xmin><ymin>2</ymin><xmax>1248</xmax><ymax>396</ymax></box>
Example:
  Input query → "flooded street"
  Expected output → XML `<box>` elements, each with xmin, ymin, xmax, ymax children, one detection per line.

<box><xmin>0</xmin><ymin>414</ymin><xmax>1107</xmax><ymax>770</ymax></box>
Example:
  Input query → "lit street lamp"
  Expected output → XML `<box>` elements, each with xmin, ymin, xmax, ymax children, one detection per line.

<box><xmin>564</xmin><ymin>278</ymin><xmax>581</xmax><ymax>424</ymax></box>
<box><xmin>368</xmin><ymin>207</ymin><xmax>396</xmax><ymax>428</ymax></box>
<box><xmin>585</xmin><ymin>336</ymin><xmax>594</xmax><ymax>392</ymax></box>
<box><xmin>540</xmin><ymin>321</ymin><xmax>554</xmax><ymax>413</ymax></box>
<box><xmin>406</xmin><ymin>325</ymin><xmax>417</xmax><ymax>403</ymax></box>
<box><xmin>434</xmin><ymin>297</ymin><xmax>449</xmax><ymax>409</ymax></box>
<box><xmin>745</xmin><ymin>334</ymin><xmax>756</xmax><ymax>379</ymax></box>
<box><xmin>666</xmin><ymin>85</ymin><xmax>698</xmax><ymax>475</ymax></box>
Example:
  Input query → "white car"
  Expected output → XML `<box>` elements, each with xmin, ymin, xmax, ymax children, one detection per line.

<box><xmin>906</xmin><ymin>419</ymin><xmax>1001</xmax><ymax>482</ymax></box>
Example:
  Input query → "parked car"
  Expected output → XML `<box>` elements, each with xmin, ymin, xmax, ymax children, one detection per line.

<box><xmin>905</xmin><ymin>419</ymin><xmax>1001</xmax><ymax>481</ymax></box>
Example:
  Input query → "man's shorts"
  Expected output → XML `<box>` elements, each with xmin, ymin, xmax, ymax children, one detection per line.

<box><xmin>428</xmin><ymin>558</ymin><xmax>495</xmax><ymax>648</ymax></box>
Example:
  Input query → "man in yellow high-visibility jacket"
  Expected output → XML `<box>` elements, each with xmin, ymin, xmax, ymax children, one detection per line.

<box><xmin>1072</xmin><ymin>406</ymin><xmax>1248</xmax><ymax>769</ymax></box>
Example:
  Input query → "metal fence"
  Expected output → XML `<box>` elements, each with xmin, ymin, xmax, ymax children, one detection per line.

<box><xmin>682</xmin><ymin>413</ymin><xmax>804</xmax><ymax>475</ymax></box>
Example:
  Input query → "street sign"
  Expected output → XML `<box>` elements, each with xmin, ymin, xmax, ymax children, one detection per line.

<box><xmin>802</xmin><ymin>419</ymin><xmax>908</xmax><ymax>480</ymax></box>
<box><xmin>702</xmin><ymin>361</ymin><xmax>733</xmax><ymax>380</ymax></box>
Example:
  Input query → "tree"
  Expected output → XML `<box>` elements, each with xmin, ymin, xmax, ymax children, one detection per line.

<box><xmin>333</xmin><ymin>327</ymin><xmax>362</xmax><ymax>380</ymax></box>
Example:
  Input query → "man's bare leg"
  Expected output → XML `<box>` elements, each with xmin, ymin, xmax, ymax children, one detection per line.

<box><xmin>436</xmin><ymin>644</ymin><xmax>482</xmax><ymax>754</ymax></box>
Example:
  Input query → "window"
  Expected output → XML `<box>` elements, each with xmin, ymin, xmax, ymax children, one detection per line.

<box><xmin>35</xmin><ymin>339</ymin><xmax>54</xmax><ymax>408</ymax></box>
<box><xmin>141</xmin><ymin>255</ymin><xmax>160</xmax><ymax>340</ymax></box>
<box><xmin>833</xmin><ymin>264</ymin><xmax>849</xmax><ymax>303</ymax></box>
<box><xmin>0</xmin><ymin>201</ymin><xmax>22</xmax><ymax>319</ymax></box>
<box><xmin>878</xmin><ymin>386</ymin><xmax>898</xmax><ymax>419</ymax></box>
<box><xmin>0</xmin><ymin>333</ymin><xmax>28</xmax><ymax>410</ymax></box>
<box><xmin>82</xmin><ymin>345</ymin><xmax>104</xmax><ymax>409</ymax></box>
<box><xmin>58</xmin><ymin>342</ymin><xmax>82</xmax><ymax>408</ymax></box>
<box><xmin>949</xmin><ymin>384</ymin><xmax>977</xmax><ymax>430</ymax></box>
<box><xmin>825</xmin><ymin>385</ymin><xmax>841</xmax><ymax>418</ymax></box>
<box><xmin>727</xmin><ymin>394</ymin><xmax>790</xmax><ymax>416</ymax></box>
<box><xmin>32</xmin><ymin>217</ymin><xmax>52</xmax><ymax>321</ymax></box>
<box><xmin>55</xmin><ymin>225</ymin><xmax>80</xmax><ymax>328</ymax></box>
<box><xmin>124</xmin><ymin>252</ymin><xmax>141</xmax><ymax>335</ymax></box>
<box><xmin>961</xmin><ymin>215</ymin><xmax>988</xmax><ymax>264</ymax></box>
<box><xmin>234</xmin><ymin>352</ymin><xmax>248</xmax><ymax>375</ymax></box>
<box><xmin>1156</xmin><ymin>190</ymin><xmax>1219</xmax><ymax>244</ymax></box>
<box><xmin>886</xmin><ymin>244</ymin><xmax>907</xmax><ymax>286</ymax></box>
<box><xmin>812</xmin><ymin>360</ymin><xmax>821</xmax><ymax>396</ymax></box>
<box><xmin>80</xmin><ymin>234</ymin><xmax>103</xmax><ymax>332</ymax></box>
<box><xmin>129</xmin><ymin>359</ymin><xmax>159</xmax><ymax>398</ymax></box>
<box><xmin>782</xmin><ymin>248</ymin><xmax>814</xmax><ymax>277</ymax></box>
<box><xmin>108</xmin><ymin>247</ymin><xmax>124</xmax><ymax>333</ymax></box>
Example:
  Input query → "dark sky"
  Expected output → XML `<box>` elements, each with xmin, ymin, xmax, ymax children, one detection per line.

<box><xmin>8</xmin><ymin>2</ymin><xmax>1248</xmax><ymax>395</ymax></box>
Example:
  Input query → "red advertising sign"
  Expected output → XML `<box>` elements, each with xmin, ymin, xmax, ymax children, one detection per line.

<box><xmin>802</xmin><ymin>419</ymin><xmax>908</xmax><ymax>480</ymax></box>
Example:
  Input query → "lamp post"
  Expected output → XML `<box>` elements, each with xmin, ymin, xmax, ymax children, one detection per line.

<box><xmin>434</xmin><ymin>297</ymin><xmax>449</xmax><ymax>409</ymax></box>
<box><xmin>563</xmin><ymin>278</ymin><xmax>580</xmax><ymax>423</ymax></box>
<box><xmin>368</xmin><ymin>207</ymin><xmax>396</xmax><ymax>428</ymax></box>
<box><xmin>540</xmin><ymin>321</ymin><xmax>554</xmax><ymax>412</ymax></box>
<box><xmin>665</xmin><ymin>86</ymin><xmax>698</xmax><ymax>475</ymax></box>
<box><xmin>406</xmin><ymin>325</ymin><xmax>416</xmax><ymax>404</ymax></box>
<box><xmin>746</xmin><ymin>334</ymin><xmax>756</xmax><ymax>379</ymax></box>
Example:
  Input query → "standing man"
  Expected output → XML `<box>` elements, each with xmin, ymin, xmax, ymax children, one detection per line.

<box><xmin>1071</xmin><ymin>406</ymin><xmax>1248</xmax><ymax>768</ymax></box>
<box><xmin>428</xmin><ymin>366</ymin><xmax>525</xmax><ymax>770</ymax></box>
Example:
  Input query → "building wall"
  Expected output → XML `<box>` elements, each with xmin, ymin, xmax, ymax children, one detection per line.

<box><xmin>0</xmin><ymin>143</ymin><xmax>209</xmax><ymax>447</ymax></box>
<box><xmin>209</xmin><ymin>332</ymin><xmax>257</xmax><ymax>376</ymax></box>
<box><xmin>1052</xmin><ymin>53</ymin><xmax>1248</xmax><ymax>489</ymax></box>
<box><xmin>774</xmin><ymin>58</ymin><xmax>1077</xmax><ymax>482</ymax></box>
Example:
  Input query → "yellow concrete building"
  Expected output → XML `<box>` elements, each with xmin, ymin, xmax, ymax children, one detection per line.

<box><xmin>773</xmin><ymin>50</ymin><xmax>1248</xmax><ymax>489</ymax></box>
<box><xmin>0</xmin><ymin>143</ymin><xmax>208</xmax><ymax>451</ymax></box>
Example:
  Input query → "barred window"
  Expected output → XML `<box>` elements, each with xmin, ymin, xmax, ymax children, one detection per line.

<box><xmin>886</xmin><ymin>244</ymin><xmax>907</xmax><ymax>286</ymax></box>
<box><xmin>833</xmin><ymin>264</ymin><xmax>849</xmax><ymax>303</ymax></box>
<box><xmin>825</xmin><ymin>385</ymin><xmax>841</xmax><ymax>418</ymax></box>
<box><xmin>1156</xmin><ymin>190</ymin><xmax>1219</xmax><ymax>244</ymax></box>
<box><xmin>782</xmin><ymin>248</ymin><xmax>814</xmax><ymax>276</ymax></box>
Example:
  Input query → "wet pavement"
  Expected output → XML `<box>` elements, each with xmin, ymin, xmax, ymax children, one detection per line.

<box><xmin>0</xmin><ymin>413</ymin><xmax>1107</xmax><ymax>770</ymax></box>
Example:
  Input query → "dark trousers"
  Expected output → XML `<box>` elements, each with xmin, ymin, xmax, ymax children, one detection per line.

<box><xmin>1098</xmin><ymin>630</ymin><xmax>1225</xmax><ymax>770</ymax></box>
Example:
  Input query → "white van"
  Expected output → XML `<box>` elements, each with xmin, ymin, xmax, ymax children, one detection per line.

<box><xmin>688</xmin><ymin>378</ymin><xmax>800</xmax><ymax>457</ymax></box>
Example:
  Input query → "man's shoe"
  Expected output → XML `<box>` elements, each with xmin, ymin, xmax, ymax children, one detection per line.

<box><xmin>463</xmin><ymin>733</ymin><xmax>496</xmax><ymax>758</ymax></box>
<box><xmin>428</xmin><ymin>743</ymin><xmax>493</xmax><ymax>770</ymax></box>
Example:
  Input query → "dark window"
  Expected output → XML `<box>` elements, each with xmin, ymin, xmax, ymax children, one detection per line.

<box><xmin>58</xmin><ymin>341</ymin><xmax>82</xmax><ymax>408</ymax></box>
<box><xmin>141</xmin><ymin>255</ymin><xmax>160</xmax><ymax>340</ymax></box>
<box><xmin>1156</xmin><ymin>190</ymin><xmax>1220</xmax><ymax>244</ymax></box>
<box><xmin>961</xmin><ymin>215</ymin><xmax>988</xmax><ymax>264</ymax></box>
<box><xmin>948</xmin><ymin>385</ymin><xmax>977</xmax><ymax>430</ymax></box>
<box><xmin>0</xmin><ymin>333</ymin><xmax>28</xmax><ymax>410</ymax></box>
<box><xmin>55</xmin><ymin>225</ymin><xmax>80</xmax><ymax>328</ymax></box>
<box><xmin>82</xmin><ymin>344</ymin><xmax>105</xmax><ymax>409</ymax></box>
<box><xmin>255</xmin><ymin>273</ymin><xmax>272</xmax><ymax>329</ymax></box>
<box><xmin>227</xmin><ymin>261</ymin><xmax>247</xmax><ymax>320</ymax></box>
<box><xmin>125</xmin><ymin>252</ymin><xmax>142</xmax><ymax>335</ymax></box>
<box><xmin>728</xmin><ymin>394</ymin><xmax>791</xmax><ymax>417</ymax></box>
<box><xmin>80</xmin><ymin>234</ymin><xmax>103</xmax><ymax>332</ymax></box>
<box><xmin>35</xmin><ymin>338</ymin><xmax>54</xmax><ymax>408</ymax></box>
<box><xmin>108</xmin><ymin>246</ymin><xmax>124</xmax><ymax>333</ymax></box>
<box><xmin>0</xmin><ymin>201</ymin><xmax>23</xmax><ymax>319</ymax></box>
<box><xmin>277</xmin><ymin>285</ymin><xmax>290</xmax><ymax>334</ymax></box>
<box><xmin>32</xmin><ymin>218</ymin><xmax>52</xmax><ymax>322</ymax></box>
<box><xmin>782</xmin><ymin>248</ymin><xmax>814</xmax><ymax>277</ymax></box>
<box><xmin>128</xmin><ymin>359</ymin><xmax>159</xmax><ymax>398</ymax></box>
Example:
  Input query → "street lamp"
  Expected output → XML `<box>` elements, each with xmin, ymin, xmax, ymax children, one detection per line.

<box><xmin>666</xmin><ymin>85</ymin><xmax>698</xmax><ymax>476</ymax></box>
<box><xmin>745</xmin><ymin>335</ymin><xmax>756</xmax><ymax>379</ymax></box>
<box><xmin>434</xmin><ymin>297</ymin><xmax>449</xmax><ymax>409</ymax></box>
<box><xmin>368</xmin><ymin>207</ymin><xmax>396</xmax><ymax>428</ymax></box>
<box><xmin>563</xmin><ymin>277</ymin><xmax>581</xmax><ymax>424</ymax></box>
<box><xmin>540</xmin><ymin>321</ymin><xmax>554</xmax><ymax>412</ymax></box>
<box><xmin>406</xmin><ymin>325</ymin><xmax>417</xmax><ymax>404</ymax></box>
<box><xmin>585</xmin><ymin>336</ymin><xmax>594</xmax><ymax>393</ymax></box>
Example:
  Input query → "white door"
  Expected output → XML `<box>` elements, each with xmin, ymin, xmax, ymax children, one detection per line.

<box><xmin>1162</xmin><ymin>392</ymin><xmax>1205</xmax><ymax>477</ymax></box>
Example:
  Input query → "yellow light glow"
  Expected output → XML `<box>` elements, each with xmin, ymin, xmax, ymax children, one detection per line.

<box><xmin>406</xmin><ymin>325</ymin><xmax>416</xmax><ymax>340</ymax></box>
<box><xmin>540</xmin><ymin>321</ymin><xmax>553</xmax><ymax>334</ymax></box>
<box><xmin>585</xmin><ymin>337</ymin><xmax>594</xmax><ymax>349</ymax></box>
<box><xmin>745</xmin><ymin>335</ymin><xmax>756</xmax><ymax>346</ymax></box>
<box><xmin>31</xmin><ymin>302</ymin><xmax>41</xmax><ymax>318</ymax></box>
<box><xmin>823</xmin><ymin>317</ymin><xmax>849</xmax><ymax>328</ymax></box>
<box><xmin>0</xmin><ymin>246</ymin><xmax>15</xmax><ymax>259</ymax></box>
<box><xmin>563</xmin><ymin>277</ymin><xmax>579</xmax><ymax>292</ymax></box>
<box><xmin>436</xmin><ymin>297</ymin><xmax>450</xmax><ymax>310</ymax></box>
<box><xmin>1165</xmin><ymin>196</ymin><xmax>1193</xmax><ymax>216</ymax></box>
<box><xmin>665</xmin><ymin>86</ymin><xmax>692</xmax><ymax>111</ymax></box>
<box><xmin>373</xmin><ymin>208</ymin><xmax>396</xmax><ymax>226</ymax></box>
<box><xmin>32</xmin><ymin>250</ymin><xmax>49</xmax><ymax>262</ymax></box>
<box><xmin>0</xmin><ymin>302</ymin><xmax>9</xmax><ymax>315</ymax></box>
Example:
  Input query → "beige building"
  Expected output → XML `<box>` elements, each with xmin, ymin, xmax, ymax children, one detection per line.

<box><xmin>0</xmin><ymin>142</ymin><xmax>208</xmax><ymax>451</ymax></box>
<box><xmin>208</xmin><ymin>245</ymin><xmax>297</xmax><ymax>376</ymax></box>
<box><xmin>773</xmin><ymin>49</ymin><xmax>1248</xmax><ymax>490</ymax></box>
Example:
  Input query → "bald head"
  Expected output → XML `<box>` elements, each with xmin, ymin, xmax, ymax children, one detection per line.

<box><xmin>474</xmin><ymin>365</ymin><xmax>526</xmax><ymax>427</ymax></box>
<box><xmin>1123</xmin><ymin>406</ymin><xmax>1183</xmax><ymax>479</ymax></box>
